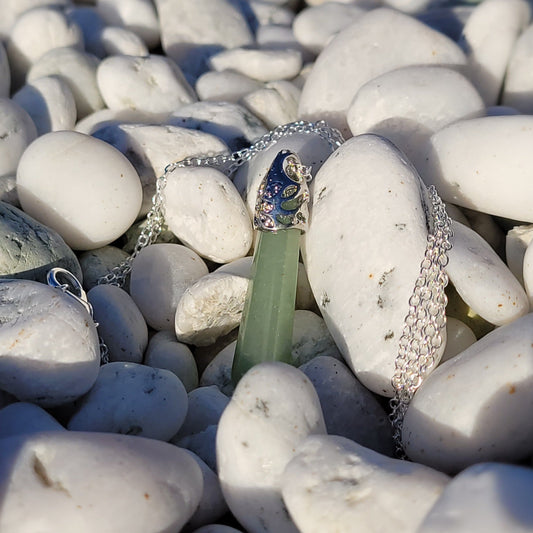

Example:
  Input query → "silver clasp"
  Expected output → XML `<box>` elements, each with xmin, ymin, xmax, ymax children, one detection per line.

<box><xmin>46</xmin><ymin>267</ymin><xmax>94</xmax><ymax>318</ymax></box>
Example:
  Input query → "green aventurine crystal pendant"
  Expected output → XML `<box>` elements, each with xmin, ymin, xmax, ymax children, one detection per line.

<box><xmin>231</xmin><ymin>150</ymin><xmax>311</xmax><ymax>384</ymax></box>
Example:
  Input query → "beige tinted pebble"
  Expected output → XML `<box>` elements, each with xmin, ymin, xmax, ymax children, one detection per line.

<box><xmin>16</xmin><ymin>131</ymin><xmax>142</xmax><ymax>250</ymax></box>
<box><xmin>27</xmin><ymin>47</ymin><xmax>104</xmax><ymax>119</ymax></box>
<box><xmin>403</xmin><ymin>312</ymin><xmax>533</xmax><ymax>473</ymax></box>
<box><xmin>129</xmin><ymin>243</ymin><xmax>209</xmax><ymax>330</ymax></box>
<box><xmin>97</xmin><ymin>54</ymin><xmax>197</xmax><ymax>114</ymax></box>
<box><xmin>12</xmin><ymin>76</ymin><xmax>77</xmax><ymax>135</ymax></box>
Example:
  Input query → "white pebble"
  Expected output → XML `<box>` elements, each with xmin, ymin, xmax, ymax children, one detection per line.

<box><xmin>74</xmin><ymin>107</ymin><xmax>160</xmax><ymax>135</ymax></box>
<box><xmin>16</xmin><ymin>131</ymin><xmax>142</xmax><ymax>250</ymax></box>
<box><xmin>0</xmin><ymin>99</ymin><xmax>37</xmax><ymax>177</ymax></box>
<box><xmin>97</xmin><ymin>54</ymin><xmax>197</xmax><ymax>115</ymax></box>
<box><xmin>446</xmin><ymin>221</ymin><xmax>529</xmax><ymax>326</ymax></box>
<box><xmin>6</xmin><ymin>7</ymin><xmax>84</xmax><ymax>88</ymax></box>
<box><xmin>241</xmin><ymin>80</ymin><xmax>301</xmax><ymax>129</ymax></box>
<box><xmin>195</xmin><ymin>70</ymin><xmax>264</xmax><ymax>103</ymax></box>
<box><xmin>403</xmin><ymin>311</ymin><xmax>533</xmax><ymax>473</ymax></box>
<box><xmin>506</xmin><ymin>224</ymin><xmax>533</xmax><ymax>285</ymax></box>
<box><xmin>144</xmin><ymin>330</ymin><xmax>199</xmax><ymax>392</ymax></box>
<box><xmin>87</xmin><ymin>284</ymin><xmax>148</xmax><ymax>363</ymax></box>
<box><xmin>129</xmin><ymin>243</ymin><xmax>209</xmax><ymax>330</ymax></box>
<box><xmin>100</xmin><ymin>26</ymin><xmax>149</xmax><ymax>57</ymax></box>
<box><xmin>175</xmin><ymin>272</ymin><xmax>250</xmax><ymax>346</ymax></box>
<box><xmin>155</xmin><ymin>0</ymin><xmax>253</xmax><ymax>80</ymax></box>
<box><xmin>78</xmin><ymin>245</ymin><xmax>130</xmax><ymax>290</ymax></box>
<box><xmin>347</xmin><ymin>66</ymin><xmax>485</xmax><ymax>168</ymax></box>
<box><xmin>419</xmin><ymin>116</ymin><xmax>533</xmax><ymax>222</ymax></box>
<box><xmin>96</xmin><ymin>0</ymin><xmax>160</xmax><ymax>48</ymax></box>
<box><xmin>199</xmin><ymin>341</ymin><xmax>237</xmax><ymax>397</ymax></box>
<box><xmin>0</xmin><ymin>279</ymin><xmax>100</xmax><ymax>407</ymax></box>
<box><xmin>417</xmin><ymin>462</ymin><xmax>533</xmax><ymax>533</ymax></box>
<box><xmin>248</xmin><ymin>0</ymin><xmax>295</xmax><ymax>26</ymax></box>
<box><xmin>68</xmin><ymin>362</ymin><xmax>188</xmax><ymax>441</ymax></box>
<box><xmin>209</xmin><ymin>48</ymin><xmax>302</xmax><ymax>82</ymax></box>
<box><xmin>298</xmin><ymin>7</ymin><xmax>466</xmax><ymax>134</ymax></box>
<box><xmin>0</xmin><ymin>42</ymin><xmax>10</xmax><ymax>97</ymax></box>
<box><xmin>0</xmin><ymin>431</ymin><xmax>203</xmax><ymax>533</ymax></box>
<box><xmin>281</xmin><ymin>434</ymin><xmax>449</xmax><ymax>533</ymax></box>
<box><xmin>12</xmin><ymin>76</ymin><xmax>77</xmax><ymax>135</ymax></box>
<box><xmin>65</xmin><ymin>6</ymin><xmax>107</xmax><ymax>58</ymax></box>
<box><xmin>0</xmin><ymin>402</ymin><xmax>65</xmax><ymax>438</ymax></box>
<box><xmin>27</xmin><ymin>47</ymin><xmax>104</xmax><ymax>119</ymax></box>
<box><xmin>440</xmin><ymin>317</ymin><xmax>477</xmax><ymax>364</ymax></box>
<box><xmin>299</xmin><ymin>356</ymin><xmax>394</xmax><ymax>455</ymax></box>
<box><xmin>217</xmin><ymin>362</ymin><xmax>326</xmax><ymax>533</ymax></box>
<box><xmin>303</xmin><ymin>134</ymin><xmax>433</xmax><ymax>396</ymax></box>
<box><xmin>521</xmin><ymin>238</ymin><xmax>533</xmax><ymax>306</ymax></box>
<box><xmin>176</xmin><ymin>424</ymin><xmax>219</xmax><ymax>472</ymax></box>
<box><xmin>459</xmin><ymin>0</ymin><xmax>530</xmax><ymax>105</ymax></box>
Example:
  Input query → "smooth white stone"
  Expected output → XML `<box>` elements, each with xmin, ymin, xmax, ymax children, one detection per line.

<box><xmin>503</xmin><ymin>24</ymin><xmax>533</xmax><ymax>113</ymax></box>
<box><xmin>65</xmin><ymin>6</ymin><xmax>107</xmax><ymax>58</ymax></box>
<box><xmin>209</xmin><ymin>48</ymin><xmax>302</xmax><ymax>82</ymax></box>
<box><xmin>281</xmin><ymin>434</ymin><xmax>449</xmax><ymax>533</ymax></box>
<box><xmin>460</xmin><ymin>206</ymin><xmax>505</xmax><ymax>253</ymax></box>
<box><xmin>0</xmin><ymin>0</ymin><xmax>71</xmax><ymax>40</ymax></box>
<box><xmin>521</xmin><ymin>238</ymin><xmax>533</xmax><ymax>306</ymax></box>
<box><xmin>248</xmin><ymin>0</ymin><xmax>296</xmax><ymax>26</ymax></box>
<box><xmin>440</xmin><ymin>316</ymin><xmax>477</xmax><ymax>364</ymax></box>
<box><xmin>199</xmin><ymin>341</ymin><xmax>237</xmax><ymax>397</ymax></box>
<box><xmin>403</xmin><ymin>312</ymin><xmax>533</xmax><ymax>473</ymax></box>
<box><xmin>444</xmin><ymin>202</ymin><xmax>470</xmax><ymax>227</ymax></box>
<box><xmin>486</xmin><ymin>104</ymin><xmax>520</xmax><ymax>115</ymax></box>
<box><xmin>191</xmin><ymin>526</ymin><xmax>243</xmax><ymax>533</ymax></box>
<box><xmin>382</xmin><ymin>0</ymin><xmax>434</xmax><ymax>14</ymax></box>
<box><xmin>417</xmin><ymin>462</ymin><xmax>533</xmax><ymax>533</ymax></box>
<box><xmin>255</xmin><ymin>25</ymin><xmax>313</xmax><ymax>63</ymax></box>
<box><xmin>506</xmin><ymin>224</ymin><xmax>533</xmax><ymax>286</ymax></box>
<box><xmin>447</xmin><ymin>221</ymin><xmax>529</xmax><ymax>326</ymax></box>
<box><xmin>417</xmin><ymin>6</ymin><xmax>474</xmax><ymax>42</ymax></box>
<box><xmin>68</xmin><ymin>362</ymin><xmax>188</xmax><ymax>440</ymax></box>
<box><xmin>16</xmin><ymin>131</ymin><xmax>142</xmax><ymax>250</ymax></box>
<box><xmin>185</xmin><ymin>450</ymin><xmax>229</xmax><ymax>530</ymax></box>
<box><xmin>0</xmin><ymin>279</ymin><xmax>100</xmax><ymax>406</ymax></box>
<box><xmin>0</xmin><ymin>42</ymin><xmax>10</xmax><ymax>98</ymax></box>
<box><xmin>0</xmin><ymin>99</ymin><xmax>37</xmax><ymax>177</ymax></box>
<box><xmin>75</xmin><ymin>108</ymin><xmax>163</xmax><ymax>135</ymax></box>
<box><xmin>100</xmin><ymin>26</ymin><xmax>149</xmax><ymax>57</ymax></box>
<box><xmin>0</xmin><ymin>175</ymin><xmax>18</xmax><ymax>206</ymax></box>
<box><xmin>6</xmin><ymin>7</ymin><xmax>84</xmax><ymax>89</ymax></box>
<box><xmin>459</xmin><ymin>0</ymin><xmax>530</xmax><ymax>105</ymax></box>
<box><xmin>92</xmin><ymin>123</ymin><xmax>228</xmax><ymax>216</ymax></box>
<box><xmin>144</xmin><ymin>330</ymin><xmax>199</xmax><ymax>392</ymax></box>
<box><xmin>195</xmin><ymin>70</ymin><xmax>264</xmax><ymax>103</ymax></box>
<box><xmin>12</xmin><ymin>76</ymin><xmax>77</xmax><ymax>136</ymax></box>
<box><xmin>293</xmin><ymin>3</ymin><xmax>366</xmax><ymax>54</ymax></box>
<box><xmin>291</xmin><ymin>310</ymin><xmax>342</xmax><ymax>365</ymax></box>
<box><xmin>299</xmin><ymin>356</ymin><xmax>394</xmax><ymax>455</ymax></box>
<box><xmin>175</xmin><ymin>272</ymin><xmax>250</xmax><ymax>346</ymax></box>
<box><xmin>0</xmin><ymin>431</ymin><xmax>203</xmax><ymax>533</ymax></box>
<box><xmin>167</xmin><ymin>100</ymin><xmax>267</xmax><ymax>151</ymax></box>
<box><xmin>305</xmin><ymin>0</ymin><xmax>379</xmax><ymax>5</ymax></box>
<box><xmin>176</xmin><ymin>424</ymin><xmax>219</xmax><ymax>472</ymax></box>
<box><xmin>162</xmin><ymin>166</ymin><xmax>253</xmax><ymax>264</ymax></box>
<box><xmin>303</xmin><ymin>134</ymin><xmax>431</xmax><ymax>396</ymax></box>
<box><xmin>87</xmin><ymin>284</ymin><xmax>148</xmax><ymax>364</ymax></box>
<box><xmin>233</xmin><ymin>131</ymin><xmax>337</xmax><ymax>217</ymax></box>
<box><xmin>174</xmin><ymin>385</ymin><xmax>230</xmax><ymax>441</ymax></box>
<box><xmin>347</xmin><ymin>66</ymin><xmax>485</xmax><ymax>169</ymax></box>
<box><xmin>27</xmin><ymin>47</ymin><xmax>104</xmax><ymax>119</ymax></box>
<box><xmin>241</xmin><ymin>80</ymin><xmax>301</xmax><ymax>129</ymax></box>
<box><xmin>420</xmin><ymin>116</ymin><xmax>533</xmax><ymax>222</ymax></box>
<box><xmin>96</xmin><ymin>0</ymin><xmax>160</xmax><ymax>48</ymax></box>
<box><xmin>129</xmin><ymin>243</ymin><xmax>209</xmax><ymax>330</ymax></box>
<box><xmin>78</xmin><ymin>245</ymin><xmax>130</xmax><ymax>290</ymax></box>
<box><xmin>155</xmin><ymin>0</ymin><xmax>254</xmax><ymax>80</ymax></box>
<box><xmin>217</xmin><ymin>362</ymin><xmax>326</xmax><ymax>533</ymax></box>
<box><xmin>97</xmin><ymin>54</ymin><xmax>197</xmax><ymax>115</ymax></box>
<box><xmin>0</xmin><ymin>402</ymin><xmax>65</xmax><ymax>438</ymax></box>
<box><xmin>298</xmin><ymin>8</ymin><xmax>466</xmax><ymax>135</ymax></box>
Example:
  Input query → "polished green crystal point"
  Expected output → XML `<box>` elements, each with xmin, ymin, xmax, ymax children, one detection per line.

<box><xmin>231</xmin><ymin>228</ymin><xmax>300</xmax><ymax>384</ymax></box>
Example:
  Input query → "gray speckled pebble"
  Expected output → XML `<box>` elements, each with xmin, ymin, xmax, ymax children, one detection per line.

<box><xmin>0</xmin><ymin>201</ymin><xmax>82</xmax><ymax>283</ymax></box>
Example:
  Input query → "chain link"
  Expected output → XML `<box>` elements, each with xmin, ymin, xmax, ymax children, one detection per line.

<box><xmin>389</xmin><ymin>185</ymin><xmax>453</xmax><ymax>458</ymax></box>
<box><xmin>98</xmin><ymin>120</ymin><xmax>344</xmax><ymax>288</ymax></box>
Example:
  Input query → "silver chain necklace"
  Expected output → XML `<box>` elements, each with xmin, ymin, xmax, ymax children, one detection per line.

<box><xmin>97</xmin><ymin>119</ymin><xmax>453</xmax><ymax>456</ymax></box>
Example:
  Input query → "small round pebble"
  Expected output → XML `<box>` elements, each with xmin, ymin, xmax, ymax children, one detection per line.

<box><xmin>78</xmin><ymin>245</ymin><xmax>130</xmax><ymax>290</ymax></box>
<box><xmin>0</xmin><ymin>402</ymin><xmax>65</xmax><ymax>438</ymax></box>
<box><xmin>100</xmin><ymin>25</ymin><xmax>149</xmax><ymax>57</ymax></box>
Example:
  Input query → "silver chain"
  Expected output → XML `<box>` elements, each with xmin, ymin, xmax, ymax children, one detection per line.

<box><xmin>98</xmin><ymin>120</ymin><xmax>344</xmax><ymax>288</ymax></box>
<box><xmin>97</xmin><ymin>120</ymin><xmax>452</xmax><ymax>457</ymax></box>
<box><xmin>389</xmin><ymin>185</ymin><xmax>453</xmax><ymax>457</ymax></box>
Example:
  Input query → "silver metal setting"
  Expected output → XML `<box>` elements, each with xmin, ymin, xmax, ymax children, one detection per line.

<box><xmin>254</xmin><ymin>150</ymin><xmax>310</xmax><ymax>233</ymax></box>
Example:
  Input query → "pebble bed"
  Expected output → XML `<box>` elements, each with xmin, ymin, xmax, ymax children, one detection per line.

<box><xmin>1</xmin><ymin>0</ymin><xmax>533</xmax><ymax>532</ymax></box>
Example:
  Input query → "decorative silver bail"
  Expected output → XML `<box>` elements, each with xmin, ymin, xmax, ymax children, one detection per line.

<box><xmin>47</xmin><ymin>267</ymin><xmax>94</xmax><ymax>318</ymax></box>
<box><xmin>254</xmin><ymin>150</ymin><xmax>311</xmax><ymax>233</ymax></box>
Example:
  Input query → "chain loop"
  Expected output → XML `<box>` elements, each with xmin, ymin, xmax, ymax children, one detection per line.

<box><xmin>389</xmin><ymin>185</ymin><xmax>453</xmax><ymax>458</ymax></box>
